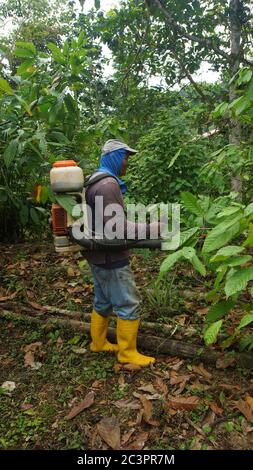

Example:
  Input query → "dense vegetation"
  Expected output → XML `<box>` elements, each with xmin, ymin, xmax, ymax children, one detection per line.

<box><xmin>1</xmin><ymin>0</ymin><xmax>253</xmax><ymax>352</ymax></box>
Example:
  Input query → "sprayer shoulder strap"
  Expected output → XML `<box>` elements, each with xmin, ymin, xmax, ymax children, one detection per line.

<box><xmin>83</xmin><ymin>172</ymin><xmax>118</xmax><ymax>188</ymax></box>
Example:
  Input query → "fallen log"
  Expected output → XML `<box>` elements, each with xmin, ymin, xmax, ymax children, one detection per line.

<box><xmin>1</xmin><ymin>309</ymin><xmax>253</xmax><ymax>369</ymax></box>
<box><xmin>0</xmin><ymin>301</ymin><xmax>183</xmax><ymax>334</ymax></box>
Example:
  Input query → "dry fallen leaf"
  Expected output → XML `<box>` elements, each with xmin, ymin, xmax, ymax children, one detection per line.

<box><xmin>125</xmin><ymin>432</ymin><xmax>149</xmax><ymax>450</ymax></box>
<box><xmin>118</xmin><ymin>374</ymin><xmax>125</xmax><ymax>390</ymax></box>
<box><xmin>201</xmin><ymin>410</ymin><xmax>216</xmax><ymax>427</ymax></box>
<box><xmin>169</xmin><ymin>359</ymin><xmax>184</xmax><ymax>371</ymax></box>
<box><xmin>122</xmin><ymin>363</ymin><xmax>142</xmax><ymax>372</ymax></box>
<box><xmin>192</xmin><ymin>364</ymin><xmax>212</xmax><ymax>380</ymax></box>
<box><xmin>233</xmin><ymin>399</ymin><xmax>253</xmax><ymax>424</ymax></box>
<box><xmin>21</xmin><ymin>404</ymin><xmax>33</xmax><ymax>411</ymax></box>
<box><xmin>196</xmin><ymin>307</ymin><xmax>209</xmax><ymax>317</ymax></box>
<box><xmin>166</xmin><ymin>395</ymin><xmax>199</xmax><ymax>411</ymax></box>
<box><xmin>216</xmin><ymin>356</ymin><xmax>236</xmax><ymax>369</ymax></box>
<box><xmin>97</xmin><ymin>416</ymin><xmax>121</xmax><ymax>450</ymax></box>
<box><xmin>65</xmin><ymin>391</ymin><xmax>95</xmax><ymax>420</ymax></box>
<box><xmin>121</xmin><ymin>428</ymin><xmax>136</xmax><ymax>446</ymax></box>
<box><xmin>27</xmin><ymin>301</ymin><xmax>44</xmax><ymax>310</ymax></box>
<box><xmin>138</xmin><ymin>384</ymin><xmax>157</xmax><ymax>394</ymax></box>
<box><xmin>139</xmin><ymin>395</ymin><xmax>159</xmax><ymax>426</ymax></box>
<box><xmin>0</xmin><ymin>292</ymin><xmax>17</xmax><ymax>302</ymax></box>
<box><xmin>218</xmin><ymin>383</ymin><xmax>241</xmax><ymax>391</ymax></box>
<box><xmin>246</xmin><ymin>395</ymin><xmax>253</xmax><ymax>413</ymax></box>
<box><xmin>209</xmin><ymin>402</ymin><xmax>224</xmax><ymax>416</ymax></box>
<box><xmin>114</xmin><ymin>398</ymin><xmax>141</xmax><ymax>410</ymax></box>
<box><xmin>23</xmin><ymin>342</ymin><xmax>42</xmax><ymax>353</ymax></box>
<box><xmin>154</xmin><ymin>377</ymin><xmax>168</xmax><ymax>396</ymax></box>
<box><xmin>91</xmin><ymin>380</ymin><xmax>102</xmax><ymax>389</ymax></box>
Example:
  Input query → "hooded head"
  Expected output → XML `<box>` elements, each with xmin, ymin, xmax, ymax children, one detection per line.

<box><xmin>98</xmin><ymin>140</ymin><xmax>137</xmax><ymax>193</ymax></box>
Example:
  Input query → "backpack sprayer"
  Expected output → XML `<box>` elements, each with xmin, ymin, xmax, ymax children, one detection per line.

<box><xmin>50</xmin><ymin>160</ymin><xmax>162</xmax><ymax>254</ymax></box>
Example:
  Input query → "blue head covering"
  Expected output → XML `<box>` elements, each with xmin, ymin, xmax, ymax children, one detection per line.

<box><xmin>97</xmin><ymin>148</ymin><xmax>128</xmax><ymax>194</ymax></box>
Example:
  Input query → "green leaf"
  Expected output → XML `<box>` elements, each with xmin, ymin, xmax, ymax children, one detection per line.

<box><xmin>14</xmin><ymin>42</ymin><xmax>36</xmax><ymax>58</ymax></box>
<box><xmin>202</xmin><ymin>215</ymin><xmax>242</xmax><ymax>254</ymax></box>
<box><xmin>210</xmin><ymin>245</ymin><xmax>245</xmax><ymax>263</ymax></box>
<box><xmin>238</xmin><ymin>314</ymin><xmax>253</xmax><ymax>330</ymax></box>
<box><xmin>216</xmin><ymin>206</ymin><xmax>240</xmax><ymax>219</ymax></box>
<box><xmin>16</xmin><ymin>59</ymin><xmax>35</xmax><ymax>76</ymax></box>
<box><xmin>181</xmin><ymin>192</ymin><xmax>204</xmax><ymax>217</ymax></box>
<box><xmin>181</xmin><ymin>247</ymin><xmax>206</xmax><ymax>276</ymax></box>
<box><xmin>4</xmin><ymin>139</ymin><xmax>18</xmax><ymax>167</ymax></box>
<box><xmin>206</xmin><ymin>300</ymin><xmax>235</xmax><ymax>323</ymax></box>
<box><xmin>216</xmin><ymin>255</ymin><xmax>252</xmax><ymax>271</ymax></box>
<box><xmin>245</xmin><ymin>203</ymin><xmax>253</xmax><ymax>217</ymax></box>
<box><xmin>168</xmin><ymin>149</ymin><xmax>181</xmax><ymax>169</ymax></box>
<box><xmin>64</xmin><ymin>93</ymin><xmax>78</xmax><ymax>116</ymax></box>
<box><xmin>20</xmin><ymin>204</ymin><xmax>29</xmax><ymax>226</ymax></box>
<box><xmin>232</xmin><ymin>96</ymin><xmax>250</xmax><ymax>116</ymax></box>
<box><xmin>55</xmin><ymin>194</ymin><xmax>78</xmax><ymax>216</ymax></box>
<box><xmin>49</xmin><ymin>132</ymin><xmax>70</xmax><ymax>144</ymax></box>
<box><xmin>95</xmin><ymin>0</ymin><xmax>101</xmax><ymax>9</ymax></box>
<box><xmin>159</xmin><ymin>250</ymin><xmax>184</xmax><ymax>276</ymax></box>
<box><xmin>225</xmin><ymin>266</ymin><xmax>253</xmax><ymax>297</ymax></box>
<box><xmin>204</xmin><ymin>320</ymin><xmax>223</xmax><ymax>345</ymax></box>
<box><xmin>179</xmin><ymin>227</ymin><xmax>199</xmax><ymax>247</ymax></box>
<box><xmin>16</xmin><ymin>42</ymin><xmax>36</xmax><ymax>54</ymax></box>
<box><xmin>47</xmin><ymin>43</ymin><xmax>65</xmax><ymax>65</ymax></box>
<box><xmin>213</xmin><ymin>102</ymin><xmax>228</xmax><ymax>119</ymax></box>
<box><xmin>0</xmin><ymin>187</ymin><xmax>8</xmax><ymax>203</ymax></box>
<box><xmin>237</xmin><ymin>68</ymin><xmax>252</xmax><ymax>85</ymax></box>
<box><xmin>160</xmin><ymin>246</ymin><xmax>206</xmax><ymax>277</ymax></box>
<box><xmin>30</xmin><ymin>207</ymin><xmax>40</xmax><ymax>225</ymax></box>
<box><xmin>0</xmin><ymin>78</ymin><xmax>14</xmax><ymax>95</ymax></box>
<box><xmin>243</xmin><ymin>224</ymin><xmax>253</xmax><ymax>247</ymax></box>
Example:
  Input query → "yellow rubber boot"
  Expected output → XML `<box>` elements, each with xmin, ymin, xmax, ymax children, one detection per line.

<box><xmin>117</xmin><ymin>318</ymin><xmax>155</xmax><ymax>366</ymax></box>
<box><xmin>90</xmin><ymin>309</ymin><xmax>118</xmax><ymax>352</ymax></box>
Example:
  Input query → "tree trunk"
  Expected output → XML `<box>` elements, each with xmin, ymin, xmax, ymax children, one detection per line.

<box><xmin>229</xmin><ymin>0</ymin><xmax>243</xmax><ymax>195</ymax></box>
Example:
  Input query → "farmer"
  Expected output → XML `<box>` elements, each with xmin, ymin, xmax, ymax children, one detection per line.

<box><xmin>85</xmin><ymin>139</ymin><xmax>156</xmax><ymax>366</ymax></box>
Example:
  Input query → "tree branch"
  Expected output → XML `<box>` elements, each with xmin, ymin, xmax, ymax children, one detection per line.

<box><xmin>148</xmin><ymin>0</ymin><xmax>230</xmax><ymax>61</ymax></box>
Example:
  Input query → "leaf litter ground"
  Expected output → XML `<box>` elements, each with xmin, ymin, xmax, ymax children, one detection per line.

<box><xmin>0</xmin><ymin>242</ymin><xmax>253</xmax><ymax>450</ymax></box>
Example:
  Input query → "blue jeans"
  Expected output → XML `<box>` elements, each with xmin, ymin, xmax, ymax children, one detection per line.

<box><xmin>89</xmin><ymin>264</ymin><xmax>141</xmax><ymax>320</ymax></box>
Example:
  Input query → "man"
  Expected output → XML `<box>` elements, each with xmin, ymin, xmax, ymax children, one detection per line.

<box><xmin>85</xmin><ymin>139</ymin><xmax>155</xmax><ymax>366</ymax></box>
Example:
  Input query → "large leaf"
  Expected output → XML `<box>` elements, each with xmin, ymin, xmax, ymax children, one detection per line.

<box><xmin>179</xmin><ymin>227</ymin><xmax>199</xmax><ymax>247</ymax></box>
<box><xmin>181</xmin><ymin>247</ymin><xmax>206</xmax><ymax>276</ymax></box>
<box><xmin>159</xmin><ymin>250</ymin><xmax>184</xmax><ymax>275</ymax></box>
<box><xmin>225</xmin><ymin>267</ymin><xmax>253</xmax><ymax>297</ymax></box>
<box><xmin>47</xmin><ymin>43</ymin><xmax>65</xmax><ymax>65</ymax></box>
<box><xmin>64</xmin><ymin>93</ymin><xmax>78</xmax><ymax>117</ymax></box>
<box><xmin>206</xmin><ymin>299</ymin><xmax>235</xmax><ymax>323</ymax></box>
<box><xmin>16</xmin><ymin>59</ymin><xmax>35</xmax><ymax>76</ymax></box>
<box><xmin>181</xmin><ymin>192</ymin><xmax>204</xmax><ymax>217</ymax></box>
<box><xmin>244</xmin><ymin>224</ymin><xmax>253</xmax><ymax>247</ymax></box>
<box><xmin>238</xmin><ymin>314</ymin><xmax>253</xmax><ymax>330</ymax></box>
<box><xmin>160</xmin><ymin>247</ymin><xmax>206</xmax><ymax>277</ymax></box>
<box><xmin>14</xmin><ymin>41</ymin><xmax>36</xmax><ymax>58</ymax></box>
<box><xmin>216</xmin><ymin>255</ymin><xmax>252</xmax><ymax>271</ymax></box>
<box><xmin>216</xmin><ymin>206</ymin><xmax>241</xmax><ymax>219</ymax></box>
<box><xmin>210</xmin><ymin>245</ymin><xmax>245</xmax><ymax>263</ymax></box>
<box><xmin>204</xmin><ymin>320</ymin><xmax>223</xmax><ymax>345</ymax></box>
<box><xmin>4</xmin><ymin>139</ymin><xmax>18</xmax><ymax>167</ymax></box>
<box><xmin>202</xmin><ymin>215</ymin><xmax>242</xmax><ymax>254</ymax></box>
<box><xmin>245</xmin><ymin>203</ymin><xmax>253</xmax><ymax>217</ymax></box>
<box><xmin>0</xmin><ymin>78</ymin><xmax>14</xmax><ymax>95</ymax></box>
<box><xmin>55</xmin><ymin>194</ymin><xmax>78</xmax><ymax>216</ymax></box>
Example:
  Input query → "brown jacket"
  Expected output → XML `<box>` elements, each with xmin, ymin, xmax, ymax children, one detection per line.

<box><xmin>84</xmin><ymin>173</ymin><xmax>151</xmax><ymax>268</ymax></box>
